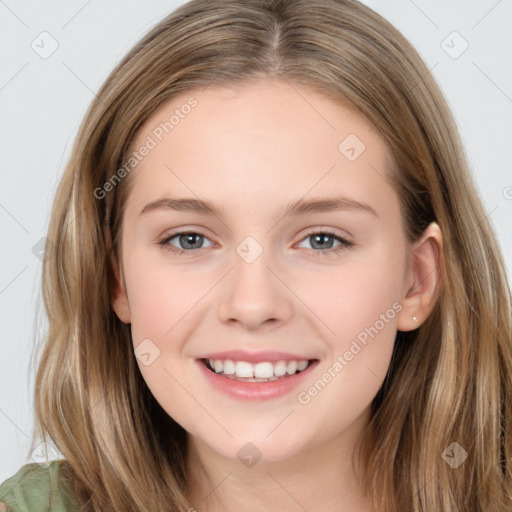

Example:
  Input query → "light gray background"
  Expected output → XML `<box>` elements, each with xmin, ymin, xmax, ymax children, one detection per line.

<box><xmin>1</xmin><ymin>0</ymin><xmax>511</xmax><ymax>480</ymax></box>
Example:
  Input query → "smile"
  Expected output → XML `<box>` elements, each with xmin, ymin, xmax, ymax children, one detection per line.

<box><xmin>196</xmin><ymin>357</ymin><xmax>320</xmax><ymax>400</ymax></box>
<box><xmin>202</xmin><ymin>358</ymin><xmax>311</xmax><ymax>381</ymax></box>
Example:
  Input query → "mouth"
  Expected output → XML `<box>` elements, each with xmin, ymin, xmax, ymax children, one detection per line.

<box><xmin>195</xmin><ymin>356</ymin><xmax>320</xmax><ymax>401</ymax></box>
<box><xmin>199</xmin><ymin>357</ymin><xmax>319</xmax><ymax>382</ymax></box>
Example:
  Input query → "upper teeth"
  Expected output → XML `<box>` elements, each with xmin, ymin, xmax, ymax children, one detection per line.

<box><xmin>207</xmin><ymin>359</ymin><xmax>310</xmax><ymax>378</ymax></box>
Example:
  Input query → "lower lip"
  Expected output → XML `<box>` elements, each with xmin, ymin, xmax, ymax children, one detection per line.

<box><xmin>196</xmin><ymin>359</ymin><xmax>320</xmax><ymax>401</ymax></box>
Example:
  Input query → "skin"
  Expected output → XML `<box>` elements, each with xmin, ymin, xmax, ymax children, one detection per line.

<box><xmin>111</xmin><ymin>79</ymin><xmax>443</xmax><ymax>512</ymax></box>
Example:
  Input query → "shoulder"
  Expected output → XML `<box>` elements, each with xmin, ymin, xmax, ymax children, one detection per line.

<box><xmin>0</xmin><ymin>460</ymin><xmax>80</xmax><ymax>512</ymax></box>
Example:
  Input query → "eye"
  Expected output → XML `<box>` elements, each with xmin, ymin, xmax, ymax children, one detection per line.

<box><xmin>296</xmin><ymin>229</ymin><xmax>353</xmax><ymax>257</ymax></box>
<box><xmin>158</xmin><ymin>230</ymin><xmax>214</xmax><ymax>256</ymax></box>
<box><xmin>157</xmin><ymin>228</ymin><xmax>353</xmax><ymax>257</ymax></box>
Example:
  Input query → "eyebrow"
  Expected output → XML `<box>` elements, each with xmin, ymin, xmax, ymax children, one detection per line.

<box><xmin>139</xmin><ymin>196</ymin><xmax>378</xmax><ymax>218</ymax></box>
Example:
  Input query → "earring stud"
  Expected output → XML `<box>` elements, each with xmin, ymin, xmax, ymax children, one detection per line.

<box><xmin>413</xmin><ymin>316</ymin><xmax>418</xmax><ymax>322</ymax></box>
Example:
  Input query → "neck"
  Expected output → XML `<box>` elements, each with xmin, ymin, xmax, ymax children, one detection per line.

<box><xmin>184</xmin><ymin>407</ymin><xmax>373</xmax><ymax>512</ymax></box>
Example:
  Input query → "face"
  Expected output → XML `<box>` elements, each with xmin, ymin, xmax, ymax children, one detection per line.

<box><xmin>111</xmin><ymin>79</ymin><xmax>418</xmax><ymax>464</ymax></box>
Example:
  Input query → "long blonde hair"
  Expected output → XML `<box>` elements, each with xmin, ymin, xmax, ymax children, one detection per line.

<box><xmin>29</xmin><ymin>0</ymin><xmax>512</xmax><ymax>510</ymax></box>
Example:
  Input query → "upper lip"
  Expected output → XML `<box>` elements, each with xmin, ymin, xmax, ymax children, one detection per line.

<box><xmin>197</xmin><ymin>350</ymin><xmax>317</xmax><ymax>364</ymax></box>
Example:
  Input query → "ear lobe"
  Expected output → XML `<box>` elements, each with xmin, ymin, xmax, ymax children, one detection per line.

<box><xmin>107</xmin><ymin>227</ymin><xmax>132</xmax><ymax>325</ymax></box>
<box><xmin>397</xmin><ymin>222</ymin><xmax>443</xmax><ymax>332</ymax></box>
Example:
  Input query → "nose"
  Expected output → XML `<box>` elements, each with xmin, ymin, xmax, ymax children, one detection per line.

<box><xmin>217</xmin><ymin>245</ymin><xmax>294</xmax><ymax>332</ymax></box>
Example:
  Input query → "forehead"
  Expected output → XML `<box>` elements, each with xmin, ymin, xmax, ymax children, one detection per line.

<box><xmin>124</xmin><ymin>80</ymin><xmax>397</xmax><ymax>221</ymax></box>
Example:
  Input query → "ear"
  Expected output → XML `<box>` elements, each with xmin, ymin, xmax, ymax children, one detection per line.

<box><xmin>107</xmin><ymin>227</ymin><xmax>132</xmax><ymax>324</ymax></box>
<box><xmin>397</xmin><ymin>221</ymin><xmax>443</xmax><ymax>331</ymax></box>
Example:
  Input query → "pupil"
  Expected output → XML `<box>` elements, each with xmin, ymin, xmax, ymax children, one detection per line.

<box><xmin>181</xmin><ymin>233</ymin><xmax>202</xmax><ymax>249</ymax></box>
<box><xmin>312</xmin><ymin>234</ymin><xmax>332</xmax><ymax>249</ymax></box>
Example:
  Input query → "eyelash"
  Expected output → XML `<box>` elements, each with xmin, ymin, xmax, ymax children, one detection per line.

<box><xmin>157</xmin><ymin>228</ymin><xmax>353</xmax><ymax>258</ymax></box>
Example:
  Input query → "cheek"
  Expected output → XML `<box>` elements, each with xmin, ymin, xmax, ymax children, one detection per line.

<box><xmin>294</xmin><ymin>240</ymin><xmax>403</xmax><ymax>404</ymax></box>
<box><xmin>296</xmin><ymin>267</ymin><xmax>400</xmax><ymax>437</ymax></box>
<box><xmin>297</xmin><ymin>239</ymin><xmax>405</xmax><ymax>343</ymax></box>
<box><xmin>304</xmin><ymin>272</ymin><xmax>399</xmax><ymax>377</ymax></box>
<box><xmin>123</xmin><ymin>258</ymin><xmax>202</xmax><ymax>420</ymax></box>
<box><xmin>124</xmin><ymin>250</ymin><xmax>201</xmax><ymax>340</ymax></box>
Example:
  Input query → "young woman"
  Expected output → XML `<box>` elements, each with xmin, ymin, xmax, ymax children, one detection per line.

<box><xmin>1</xmin><ymin>0</ymin><xmax>511</xmax><ymax>511</ymax></box>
